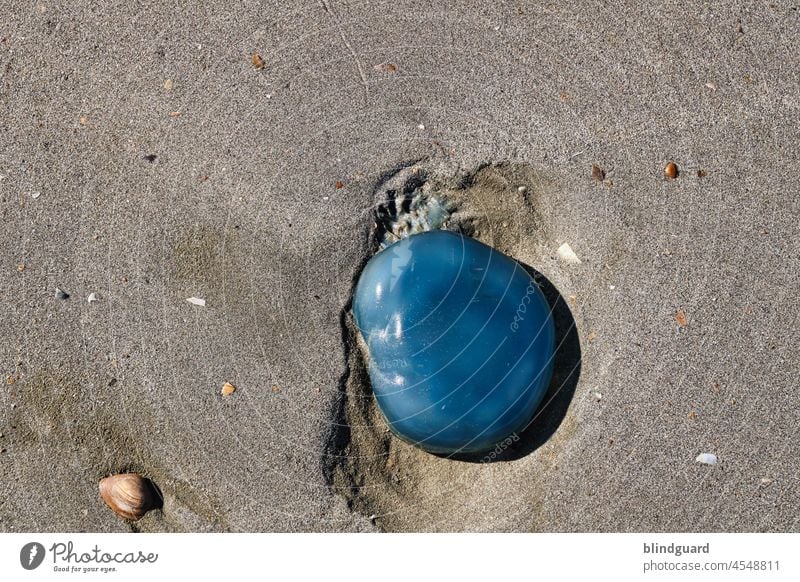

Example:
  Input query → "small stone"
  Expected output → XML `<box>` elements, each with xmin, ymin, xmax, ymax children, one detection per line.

<box><xmin>31</xmin><ymin>191</ymin><xmax>41</xmax><ymax>199</ymax></box>
<box><xmin>417</xmin><ymin>123</ymin><xmax>425</xmax><ymax>130</ymax></box>
<box><xmin>221</xmin><ymin>382</ymin><xmax>236</xmax><ymax>396</ymax></box>
<box><xmin>251</xmin><ymin>53</ymin><xmax>265</xmax><ymax>69</ymax></box>
<box><xmin>557</xmin><ymin>242</ymin><xmax>582</xmax><ymax>265</ymax></box>
<box><xmin>87</xmin><ymin>292</ymin><xmax>99</xmax><ymax>303</ymax></box>
<box><xmin>143</xmin><ymin>154</ymin><xmax>157</xmax><ymax>163</ymax></box>
<box><xmin>664</xmin><ymin>161</ymin><xmax>679</xmax><ymax>180</ymax></box>
<box><xmin>587</xmin><ymin>331</ymin><xmax>597</xmax><ymax>342</ymax></box>
<box><xmin>760</xmin><ymin>477</ymin><xmax>774</xmax><ymax>486</ymax></box>
<box><xmin>517</xmin><ymin>186</ymin><xmax>527</xmax><ymax>194</ymax></box>
<box><xmin>186</xmin><ymin>296</ymin><xmax>206</xmax><ymax>307</ymax></box>
<box><xmin>55</xmin><ymin>288</ymin><xmax>70</xmax><ymax>300</ymax></box>
<box><xmin>696</xmin><ymin>453</ymin><xmax>718</xmax><ymax>465</ymax></box>
<box><xmin>675</xmin><ymin>309</ymin><xmax>688</xmax><ymax>327</ymax></box>
<box><xmin>591</xmin><ymin>391</ymin><xmax>603</xmax><ymax>401</ymax></box>
<box><xmin>271</xmin><ymin>385</ymin><xmax>280</xmax><ymax>393</ymax></box>
<box><xmin>163</xmin><ymin>79</ymin><xmax>173</xmax><ymax>90</ymax></box>
<box><xmin>17</xmin><ymin>264</ymin><xmax>25</xmax><ymax>272</ymax></box>
<box><xmin>697</xmin><ymin>169</ymin><xmax>707</xmax><ymax>178</ymax></box>
<box><xmin>334</xmin><ymin>181</ymin><xmax>344</xmax><ymax>189</ymax></box>
<box><xmin>705</xmin><ymin>81</ymin><xmax>717</xmax><ymax>91</ymax></box>
<box><xmin>591</xmin><ymin>164</ymin><xmax>605</xmax><ymax>182</ymax></box>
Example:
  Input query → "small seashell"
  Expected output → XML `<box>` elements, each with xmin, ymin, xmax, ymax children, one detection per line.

<box><xmin>664</xmin><ymin>161</ymin><xmax>679</xmax><ymax>180</ymax></box>
<box><xmin>557</xmin><ymin>242</ymin><xmax>582</xmax><ymax>265</ymax></box>
<box><xmin>186</xmin><ymin>296</ymin><xmax>206</xmax><ymax>307</ymax></box>
<box><xmin>99</xmin><ymin>473</ymin><xmax>161</xmax><ymax>521</ymax></box>
<box><xmin>87</xmin><ymin>292</ymin><xmax>99</xmax><ymax>303</ymax></box>
<box><xmin>251</xmin><ymin>53</ymin><xmax>265</xmax><ymax>70</ymax></box>
<box><xmin>221</xmin><ymin>381</ymin><xmax>236</xmax><ymax>396</ymax></box>
<box><xmin>55</xmin><ymin>288</ymin><xmax>70</xmax><ymax>300</ymax></box>
<box><xmin>695</xmin><ymin>453</ymin><xmax>718</xmax><ymax>465</ymax></box>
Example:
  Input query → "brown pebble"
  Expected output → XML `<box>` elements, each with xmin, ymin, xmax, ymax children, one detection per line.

<box><xmin>675</xmin><ymin>309</ymin><xmax>687</xmax><ymax>327</ymax></box>
<box><xmin>169</xmin><ymin>111</ymin><xmax>181</xmax><ymax>117</ymax></box>
<box><xmin>697</xmin><ymin>169</ymin><xmax>707</xmax><ymax>178</ymax></box>
<box><xmin>271</xmin><ymin>385</ymin><xmax>280</xmax><ymax>393</ymax></box>
<box><xmin>251</xmin><ymin>53</ymin><xmax>265</xmax><ymax>70</ymax></box>
<box><xmin>688</xmin><ymin>410</ymin><xmax>698</xmax><ymax>420</ymax></box>
<box><xmin>591</xmin><ymin>164</ymin><xmax>605</xmax><ymax>182</ymax></box>
<box><xmin>221</xmin><ymin>382</ymin><xmax>236</xmax><ymax>396</ymax></box>
<box><xmin>334</xmin><ymin>181</ymin><xmax>344</xmax><ymax>189</ymax></box>
<box><xmin>664</xmin><ymin>161</ymin><xmax>679</xmax><ymax>179</ymax></box>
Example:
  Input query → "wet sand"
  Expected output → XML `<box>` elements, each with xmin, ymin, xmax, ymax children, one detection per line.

<box><xmin>0</xmin><ymin>1</ymin><xmax>798</xmax><ymax>531</ymax></box>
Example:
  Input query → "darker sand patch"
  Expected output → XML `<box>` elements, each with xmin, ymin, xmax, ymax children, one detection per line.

<box><xmin>5</xmin><ymin>369</ymin><xmax>229</xmax><ymax>532</ymax></box>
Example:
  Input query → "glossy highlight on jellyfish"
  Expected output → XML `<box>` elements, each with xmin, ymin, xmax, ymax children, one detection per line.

<box><xmin>352</xmin><ymin>230</ymin><xmax>556</xmax><ymax>455</ymax></box>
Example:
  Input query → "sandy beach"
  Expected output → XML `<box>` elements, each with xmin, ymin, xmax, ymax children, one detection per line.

<box><xmin>1</xmin><ymin>1</ymin><xmax>798</xmax><ymax>532</ymax></box>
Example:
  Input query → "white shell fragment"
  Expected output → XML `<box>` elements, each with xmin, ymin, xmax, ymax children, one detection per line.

<box><xmin>186</xmin><ymin>296</ymin><xmax>206</xmax><ymax>307</ymax></box>
<box><xmin>695</xmin><ymin>453</ymin><xmax>718</xmax><ymax>465</ymax></box>
<box><xmin>557</xmin><ymin>242</ymin><xmax>582</xmax><ymax>265</ymax></box>
<box><xmin>87</xmin><ymin>292</ymin><xmax>99</xmax><ymax>303</ymax></box>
